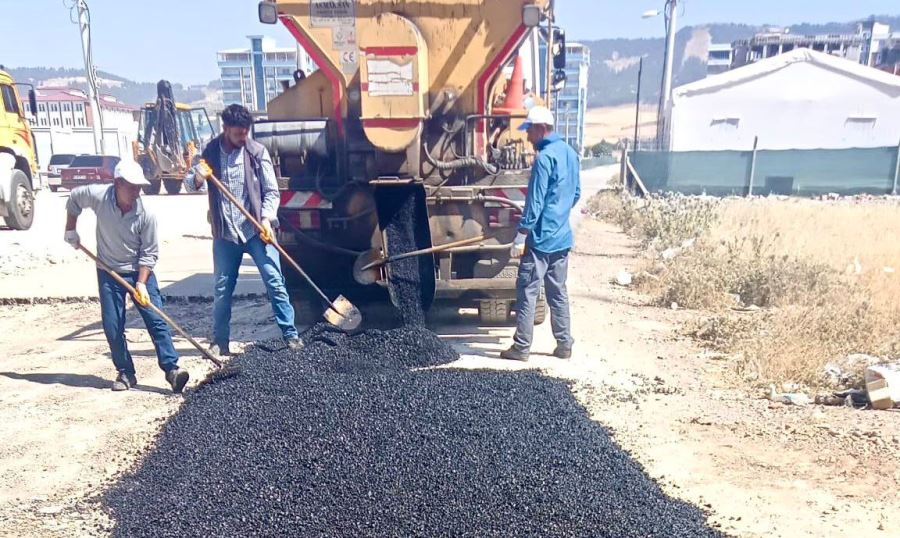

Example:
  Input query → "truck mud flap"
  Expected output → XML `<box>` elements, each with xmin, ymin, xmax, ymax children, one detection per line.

<box><xmin>374</xmin><ymin>183</ymin><xmax>435</xmax><ymax>323</ymax></box>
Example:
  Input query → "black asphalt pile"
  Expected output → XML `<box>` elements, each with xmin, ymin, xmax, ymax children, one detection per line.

<box><xmin>105</xmin><ymin>330</ymin><xmax>721</xmax><ymax>537</ymax></box>
<box><xmin>379</xmin><ymin>185</ymin><xmax>433</xmax><ymax>326</ymax></box>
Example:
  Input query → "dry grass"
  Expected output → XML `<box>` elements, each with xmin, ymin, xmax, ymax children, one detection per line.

<box><xmin>590</xmin><ymin>192</ymin><xmax>900</xmax><ymax>388</ymax></box>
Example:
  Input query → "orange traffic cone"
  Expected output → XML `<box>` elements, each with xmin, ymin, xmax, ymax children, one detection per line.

<box><xmin>494</xmin><ymin>55</ymin><xmax>525</xmax><ymax>114</ymax></box>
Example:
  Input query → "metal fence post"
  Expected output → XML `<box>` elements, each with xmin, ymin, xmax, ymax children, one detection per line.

<box><xmin>747</xmin><ymin>136</ymin><xmax>759</xmax><ymax>197</ymax></box>
<box><xmin>892</xmin><ymin>138</ymin><xmax>900</xmax><ymax>196</ymax></box>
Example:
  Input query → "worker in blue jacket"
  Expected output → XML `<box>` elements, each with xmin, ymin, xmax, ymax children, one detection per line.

<box><xmin>501</xmin><ymin>105</ymin><xmax>581</xmax><ymax>361</ymax></box>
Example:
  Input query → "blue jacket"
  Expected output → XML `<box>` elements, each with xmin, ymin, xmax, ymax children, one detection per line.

<box><xmin>519</xmin><ymin>133</ymin><xmax>581</xmax><ymax>253</ymax></box>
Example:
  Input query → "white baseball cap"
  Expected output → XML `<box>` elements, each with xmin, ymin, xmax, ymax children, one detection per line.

<box><xmin>114</xmin><ymin>160</ymin><xmax>150</xmax><ymax>186</ymax></box>
<box><xmin>518</xmin><ymin>105</ymin><xmax>555</xmax><ymax>131</ymax></box>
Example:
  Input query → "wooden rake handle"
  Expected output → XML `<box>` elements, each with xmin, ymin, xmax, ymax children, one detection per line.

<box><xmin>362</xmin><ymin>235</ymin><xmax>487</xmax><ymax>271</ymax></box>
<box><xmin>78</xmin><ymin>245</ymin><xmax>223</xmax><ymax>368</ymax></box>
<box><xmin>203</xmin><ymin>169</ymin><xmax>346</xmax><ymax>318</ymax></box>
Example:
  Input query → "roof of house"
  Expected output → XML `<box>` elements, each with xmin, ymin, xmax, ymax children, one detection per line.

<box><xmin>675</xmin><ymin>48</ymin><xmax>900</xmax><ymax>98</ymax></box>
<box><xmin>35</xmin><ymin>87</ymin><xmax>136</xmax><ymax>111</ymax></box>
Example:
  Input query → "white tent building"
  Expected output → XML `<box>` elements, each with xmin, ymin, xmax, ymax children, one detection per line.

<box><xmin>670</xmin><ymin>48</ymin><xmax>900</xmax><ymax>151</ymax></box>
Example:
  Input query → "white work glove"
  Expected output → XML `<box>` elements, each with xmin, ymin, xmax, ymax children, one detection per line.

<box><xmin>511</xmin><ymin>232</ymin><xmax>527</xmax><ymax>259</ymax></box>
<box><xmin>64</xmin><ymin>229</ymin><xmax>80</xmax><ymax>249</ymax></box>
<box><xmin>133</xmin><ymin>282</ymin><xmax>151</xmax><ymax>308</ymax></box>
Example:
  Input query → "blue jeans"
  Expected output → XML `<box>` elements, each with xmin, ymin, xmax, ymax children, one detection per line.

<box><xmin>212</xmin><ymin>236</ymin><xmax>298</xmax><ymax>346</ymax></box>
<box><xmin>512</xmin><ymin>248</ymin><xmax>573</xmax><ymax>352</ymax></box>
<box><xmin>97</xmin><ymin>269</ymin><xmax>179</xmax><ymax>375</ymax></box>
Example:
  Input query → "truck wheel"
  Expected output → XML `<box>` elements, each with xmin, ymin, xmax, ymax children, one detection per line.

<box><xmin>508</xmin><ymin>287</ymin><xmax>547</xmax><ymax>325</ymax></box>
<box><xmin>164</xmin><ymin>179</ymin><xmax>182</xmax><ymax>195</ymax></box>
<box><xmin>5</xmin><ymin>170</ymin><xmax>34</xmax><ymax>230</ymax></box>
<box><xmin>478</xmin><ymin>299</ymin><xmax>512</xmax><ymax>325</ymax></box>
<box><xmin>143</xmin><ymin>179</ymin><xmax>162</xmax><ymax>195</ymax></box>
<box><xmin>49</xmin><ymin>185</ymin><xmax>59</xmax><ymax>193</ymax></box>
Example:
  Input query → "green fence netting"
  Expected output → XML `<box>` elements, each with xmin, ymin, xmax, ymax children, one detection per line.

<box><xmin>630</xmin><ymin>147</ymin><xmax>900</xmax><ymax>196</ymax></box>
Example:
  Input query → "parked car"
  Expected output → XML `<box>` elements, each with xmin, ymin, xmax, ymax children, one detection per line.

<box><xmin>46</xmin><ymin>153</ymin><xmax>77</xmax><ymax>192</ymax></box>
<box><xmin>60</xmin><ymin>155</ymin><xmax>120</xmax><ymax>189</ymax></box>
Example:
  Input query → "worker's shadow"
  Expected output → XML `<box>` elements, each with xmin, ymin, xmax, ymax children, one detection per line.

<box><xmin>0</xmin><ymin>372</ymin><xmax>171</xmax><ymax>395</ymax></box>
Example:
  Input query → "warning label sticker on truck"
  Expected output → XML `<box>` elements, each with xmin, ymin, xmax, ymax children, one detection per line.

<box><xmin>311</xmin><ymin>0</ymin><xmax>355</xmax><ymax>27</ymax></box>
<box><xmin>366</xmin><ymin>58</ymin><xmax>414</xmax><ymax>97</ymax></box>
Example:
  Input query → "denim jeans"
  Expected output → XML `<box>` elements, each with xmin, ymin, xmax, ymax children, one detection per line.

<box><xmin>97</xmin><ymin>269</ymin><xmax>179</xmax><ymax>375</ymax></box>
<box><xmin>512</xmin><ymin>248</ymin><xmax>573</xmax><ymax>352</ymax></box>
<box><xmin>212</xmin><ymin>236</ymin><xmax>298</xmax><ymax>346</ymax></box>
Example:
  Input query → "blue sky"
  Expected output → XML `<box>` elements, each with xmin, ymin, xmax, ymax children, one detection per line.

<box><xmin>0</xmin><ymin>0</ymin><xmax>898</xmax><ymax>84</ymax></box>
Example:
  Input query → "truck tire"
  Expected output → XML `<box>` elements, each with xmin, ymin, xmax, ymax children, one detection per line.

<box><xmin>143</xmin><ymin>179</ymin><xmax>162</xmax><ymax>195</ymax></box>
<box><xmin>478</xmin><ymin>299</ymin><xmax>512</xmax><ymax>325</ymax></box>
<box><xmin>507</xmin><ymin>287</ymin><xmax>547</xmax><ymax>325</ymax></box>
<box><xmin>49</xmin><ymin>185</ymin><xmax>59</xmax><ymax>193</ymax></box>
<box><xmin>164</xmin><ymin>179</ymin><xmax>182</xmax><ymax>195</ymax></box>
<box><xmin>5</xmin><ymin>170</ymin><xmax>34</xmax><ymax>230</ymax></box>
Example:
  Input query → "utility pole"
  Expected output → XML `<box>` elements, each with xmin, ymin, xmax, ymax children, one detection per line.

<box><xmin>545</xmin><ymin>0</ymin><xmax>555</xmax><ymax>107</ymax></box>
<box><xmin>657</xmin><ymin>0</ymin><xmax>678</xmax><ymax>150</ymax></box>
<box><xmin>633</xmin><ymin>56</ymin><xmax>643</xmax><ymax>150</ymax></box>
<box><xmin>75</xmin><ymin>0</ymin><xmax>106</xmax><ymax>154</ymax></box>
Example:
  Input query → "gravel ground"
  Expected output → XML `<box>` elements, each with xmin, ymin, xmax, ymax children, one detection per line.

<box><xmin>104</xmin><ymin>325</ymin><xmax>720</xmax><ymax>537</ymax></box>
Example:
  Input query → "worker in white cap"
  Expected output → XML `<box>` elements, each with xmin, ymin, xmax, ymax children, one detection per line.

<box><xmin>501</xmin><ymin>105</ymin><xmax>581</xmax><ymax>362</ymax></box>
<box><xmin>64</xmin><ymin>160</ymin><xmax>190</xmax><ymax>393</ymax></box>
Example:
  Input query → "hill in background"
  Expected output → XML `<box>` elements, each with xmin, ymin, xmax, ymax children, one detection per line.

<box><xmin>580</xmin><ymin>15</ymin><xmax>900</xmax><ymax>107</ymax></box>
<box><xmin>6</xmin><ymin>66</ymin><xmax>218</xmax><ymax>108</ymax></box>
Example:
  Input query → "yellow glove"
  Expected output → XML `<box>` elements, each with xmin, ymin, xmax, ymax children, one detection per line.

<box><xmin>133</xmin><ymin>282</ymin><xmax>151</xmax><ymax>308</ymax></box>
<box><xmin>196</xmin><ymin>159</ymin><xmax>213</xmax><ymax>180</ymax></box>
<box><xmin>260</xmin><ymin>219</ymin><xmax>276</xmax><ymax>245</ymax></box>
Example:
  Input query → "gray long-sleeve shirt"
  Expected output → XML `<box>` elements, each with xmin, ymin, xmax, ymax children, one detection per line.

<box><xmin>184</xmin><ymin>144</ymin><xmax>280</xmax><ymax>244</ymax></box>
<box><xmin>67</xmin><ymin>184</ymin><xmax>159</xmax><ymax>273</ymax></box>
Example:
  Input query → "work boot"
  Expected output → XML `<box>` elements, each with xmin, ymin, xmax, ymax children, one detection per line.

<box><xmin>165</xmin><ymin>368</ymin><xmax>190</xmax><ymax>394</ymax></box>
<box><xmin>500</xmin><ymin>346</ymin><xmax>529</xmax><ymax>361</ymax></box>
<box><xmin>285</xmin><ymin>336</ymin><xmax>304</xmax><ymax>351</ymax></box>
<box><xmin>111</xmin><ymin>372</ymin><xmax>137</xmax><ymax>391</ymax></box>
<box><xmin>553</xmin><ymin>345</ymin><xmax>573</xmax><ymax>359</ymax></box>
<box><xmin>209</xmin><ymin>342</ymin><xmax>231</xmax><ymax>357</ymax></box>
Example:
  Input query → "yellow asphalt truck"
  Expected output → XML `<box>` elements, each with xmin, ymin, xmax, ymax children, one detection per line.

<box><xmin>0</xmin><ymin>68</ymin><xmax>39</xmax><ymax>230</ymax></box>
<box><xmin>254</xmin><ymin>0</ymin><xmax>563</xmax><ymax>323</ymax></box>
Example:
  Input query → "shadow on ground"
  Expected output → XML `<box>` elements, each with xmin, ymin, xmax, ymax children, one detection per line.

<box><xmin>0</xmin><ymin>371</ymin><xmax>171</xmax><ymax>395</ymax></box>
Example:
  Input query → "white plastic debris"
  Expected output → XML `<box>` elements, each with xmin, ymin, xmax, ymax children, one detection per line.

<box><xmin>865</xmin><ymin>364</ymin><xmax>900</xmax><ymax>410</ymax></box>
<box><xmin>615</xmin><ymin>271</ymin><xmax>633</xmax><ymax>287</ymax></box>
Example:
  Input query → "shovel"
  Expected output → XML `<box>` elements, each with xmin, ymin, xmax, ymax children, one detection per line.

<box><xmin>201</xmin><ymin>163</ymin><xmax>362</xmax><ymax>332</ymax></box>
<box><xmin>353</xmin><ymin>235</ymin><xmax>486</xmax><ymax>285</ymax></box>
<box><xmin>77</xmin><ymin>245</ymin><xmax>241</xmax><ymax>378</ymax></box>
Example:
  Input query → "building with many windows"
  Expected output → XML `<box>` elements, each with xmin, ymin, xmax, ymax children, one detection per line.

<box><xmin>22</xmin><ymin>87</ymin><xmax>139</xmax><ymax>165</ymax></box>
<box><xmin>707</xmin><ymin>43</ymin><xmax>734</xmax><ymax>75</ymax></box>
<box><xmin>554</xmin><ymin>42</ymin><xmax>590</xmax><ymax>153</ymax></box>
<box><xmin>217</xmin><ymin>36</ymin><xmax>316</xmax><ymax>112</ymax></box>
<box><xmin>709</xmin><ymin>20</ymin><xmax>900</xmax><ymax>74</ymax></box>
<box><xmin>24</xmin><ymin>87</ymin><xmax>136</xmax><ymax>131</ymax></box>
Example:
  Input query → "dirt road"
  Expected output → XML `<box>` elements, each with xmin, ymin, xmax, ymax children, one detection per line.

<box><xmin>2</xmin><ymin>174</ymin><xmax>897</xmax><ymax>536</ymax></box>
